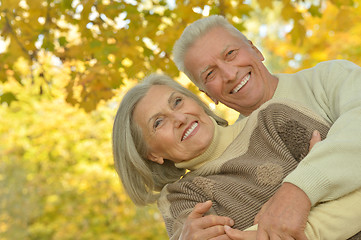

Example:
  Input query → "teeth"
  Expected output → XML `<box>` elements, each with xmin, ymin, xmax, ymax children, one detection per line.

<box><xmin>182</xmin><ymin>122</ymin><xmax>198</xmax><ymax>141</ymax></box>
<box><xmin>231</xmin><ymin>73</ymin><xmax>250</xmax><ymax>94</ymax></box>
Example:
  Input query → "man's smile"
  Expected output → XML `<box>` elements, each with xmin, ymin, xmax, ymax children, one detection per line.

<box><xmin>231</xmin><ymin>72</ymin><xmax>251</xmax><ymax>94</ymax></box>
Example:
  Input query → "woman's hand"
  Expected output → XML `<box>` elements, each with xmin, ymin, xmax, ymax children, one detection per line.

<box><xmin>225</xmin><ymin>227</ymin><xmax>257</xmax><ymax>240</ymax></box>
<box><xmin>309</xmin><ymin>130</ymin><xmax>321</xmax><ymax>151</ymax></box>
<box><xmin>179</xmin><ymin>200</ymin><xmax>234</xmax><ymax>240</ymax></box>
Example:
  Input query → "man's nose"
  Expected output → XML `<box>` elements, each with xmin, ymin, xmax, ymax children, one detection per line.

<box><xmin>220</xmin><ymin>62</ymin><xmax>237</xmax><ymax>82</ymax></box>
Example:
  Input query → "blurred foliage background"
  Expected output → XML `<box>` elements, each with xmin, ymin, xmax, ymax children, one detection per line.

<box><xmin>1</xmin><ymin>0</ymin><xmax>361</xmax><ymax>239</ymax></box>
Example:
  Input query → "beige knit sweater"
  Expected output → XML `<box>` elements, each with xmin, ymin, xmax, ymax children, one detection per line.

<box><xmin>157</xmin><ymin>100</ymin><xmax>361</xmax><ymax>240</ymax></box>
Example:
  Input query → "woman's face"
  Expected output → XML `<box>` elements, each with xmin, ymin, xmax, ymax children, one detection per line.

<box><xmin>133</xmin><ymin>84</ymin><xmax>214</xmax><ymax>164</ymax></box>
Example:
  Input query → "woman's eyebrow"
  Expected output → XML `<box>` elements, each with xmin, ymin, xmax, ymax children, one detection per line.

<box><xmin>146</xmin><ymin>91</ymin><xmax>177</xmax><ymax>127</ymax></box>
<box><xmin>168</xmin><ymin>91</ymin><xmax>177</xmax><ymax>105</ymax></box>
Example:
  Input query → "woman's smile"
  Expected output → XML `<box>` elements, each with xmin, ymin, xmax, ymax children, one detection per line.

<box><xmin>133</xmin><ymin>84</ymin><xmax>214</xmax><ymax>163</ymax></box>
<box><xmin>182</xmin><ymin>121</ymin><xmax>199</xmax><ymax>141</ymax></box>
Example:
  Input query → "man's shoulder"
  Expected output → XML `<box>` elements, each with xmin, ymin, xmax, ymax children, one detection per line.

<box><xmin>314</xmin><ymin>59</ymin><xmax>359</xmax><ymax>70</ymax></box>
<box><xmin>285</xmin><ymin>60</ymin><xmax>360</xmax><ymax>79</ymax></box>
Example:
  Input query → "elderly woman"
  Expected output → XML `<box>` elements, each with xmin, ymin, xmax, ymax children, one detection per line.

<box><xmin>112</xmin><ymin>73</ymin><xmax>361</xmax><ymax>240</ymax></box>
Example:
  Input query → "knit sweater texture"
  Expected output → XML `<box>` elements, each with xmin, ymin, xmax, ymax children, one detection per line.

<box><xmin>263</xmin><ymin>60</ymin><xmax>361</xmax><ymax>206</ymax></box>
<box><xmin>158</xmin><ymin>100</ymin><xmax>361</xmax><ymax>239</ymax></box>
<box><xmin>158</xmin><ymin>100</ymin><xmax>336</xmax><ymax>239</ymax></box>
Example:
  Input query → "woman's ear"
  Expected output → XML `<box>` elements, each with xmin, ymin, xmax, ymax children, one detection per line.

<box><xmin>200</xmin><ymin>89</ymin><xmax>219</xmax><ymax>105</ymax></box>
<box><xmin>147</xmin><ymin>152</ymin><xmax>164</xmax><ymax>165</ymax></box>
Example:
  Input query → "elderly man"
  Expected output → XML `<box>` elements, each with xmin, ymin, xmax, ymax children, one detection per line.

<box><xmin>172</xmin><ymin>15</ymin><xmax>361</xmax><ymax>240</ymax></box>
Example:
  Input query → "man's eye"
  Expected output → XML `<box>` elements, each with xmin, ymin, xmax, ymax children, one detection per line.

<box><xmin>226</xmin><ymin>49</ymin><xmax>237</xmax><ymax>60</ymax></box>
<box><xmin>227</xmin><ymin>50</ymin><xmax>235</xmax><ymax>56</ymax></box>
<box><xmin>206</xmin><ymin>70</ymin><xmax>214</xmax><ymax>80</ymax></box>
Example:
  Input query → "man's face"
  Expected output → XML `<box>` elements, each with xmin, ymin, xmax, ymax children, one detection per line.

<box><xmin>184</xmin><ymin>27</ymin><xmax>278</xmax><ymax>116</ymax></box>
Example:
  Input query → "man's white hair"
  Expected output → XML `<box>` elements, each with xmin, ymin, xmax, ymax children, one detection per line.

<box><xmin>172</xmin><ymin>15</ymin><xmax>248</xmax><ymax>88</ymax></box>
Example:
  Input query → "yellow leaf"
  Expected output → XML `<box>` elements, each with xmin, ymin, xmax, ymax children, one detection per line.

<box><xmin>256</xmin><ymin>0</ymin><xmax>273</xmax><ymax>9</ymax></box>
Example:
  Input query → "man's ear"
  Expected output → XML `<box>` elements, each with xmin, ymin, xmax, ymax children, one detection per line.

<box><xmin>200</xmin><ymin>89</ymin><xmax>219</xmax><ymax>105</ymax></box>
<box><xmin>248</xmin><ymin>40</ymin><xmax>265</xmax><ymax>61</ymax></box>
<box><xmin>147</xmin><ymin>152</ymin><xmax>164</xmax><ymax>165</ymax></box>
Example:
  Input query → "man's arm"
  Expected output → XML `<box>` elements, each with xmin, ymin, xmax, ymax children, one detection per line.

<box><xmin>257</xmin><ymin>60</ymin><xmax>361</xmax><ymax>239</ymax></box>
<box><xmin>283</xmin><ymin>60</ymin><xmax>361</xmax><ymax>204</ymax></box>
<box><xmin>224</xmin><ymin>187</ymin><xmax>361</xmax><ymax>240</ymax></box>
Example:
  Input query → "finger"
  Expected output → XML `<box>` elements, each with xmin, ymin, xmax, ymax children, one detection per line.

<box><xmin>270</xmin><ymin>232</ymin><xmax>295</xmax><ymax>240</ymax></box>
<box><xmin>188</xmin><ymin>200</ymin><xmax>213</xmax><ymax>219</ymax></box>
<box><xmin>254</xmin><ymin>196</ymin><xmax>275</xmax><ymax>224</ymax></box>
<box><xmin>225</xmin><ymin>226</ymin><xmax>257</xmax><ymax>240</ymax></box>
<box><xmin>253</xmin><ymin>212</ymin><xmax>261</xmax><ymax>225</ymax></box>
<box><xmin>254</xmin><ymin>203</ymin><xmax>267</xmax><ymax>225</ymax></box>
<box><xmin>309</xmin><ymin>130</ymin><xmax>321</xmax><ymax>151</ymax></box>
<box><xmin>256</xmin><ymin>228</ymin><xmax>270</xmax><ymax>240</ymax></box>
<box><xmin>199</xmin><ymin>224</ymin><xmax>228</xmax><ymax>240</ymax></box>
<box><xmin>210</xmin><ymin>234</ymin><xmax>232</xmax><ymax>240</ymax></box>
<box><xmin>291</xmin><ymin>232</ymin><xmax>308</xmax><ymax>240</ymax></box>
<box><xmin>188</xmin><ymin>201</ymin><xmax>234</xmax><ymax>228</ymax></box>
<box><xmin>198</xmin><ymin>214</ymin><xmax>234</xmax><ymax>229</ymax></box>
<box><xmin>268</xmin><ymin>234</ymin><xmax>282</xmax><ymax>240</ymax></box>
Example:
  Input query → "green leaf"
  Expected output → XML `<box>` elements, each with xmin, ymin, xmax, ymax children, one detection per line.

<box><xmin>90</xmin><ymin>40</ymin><xmax>102</xmax><ymax>49</ymax></box>
<box><xmin>309</xmin><ymin>5</ymin><xmax>322</xmax><ymax>17</ymax></box>
<box><xmin>0</xmin><ymin>92</ymin><xmax>17</xmax><ymax>105</ymax></box>
<box><xmin>61</xmin><ymin>0</ymin><xmax>73</xmax><ymax>10</ymax></box>
<box><xmin>58</xmin><ymin>37</ymin><xmax>68</xmax><ymax>47</ymax></box>
<box><xmin>42</xmin><ymin>39</ymin><xmax>55</xmax><ymax>51</ymax></box>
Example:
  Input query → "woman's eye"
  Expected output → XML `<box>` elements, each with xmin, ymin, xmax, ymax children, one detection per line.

<box><xmin>174</xmin><ymin>97</ymin><xmax>183</xmax><ymax>107</ymax></box>
<box><xmin>153</xmin><ymin>118</ymin><xmax>163</xmax><ymax>129</ymax></box>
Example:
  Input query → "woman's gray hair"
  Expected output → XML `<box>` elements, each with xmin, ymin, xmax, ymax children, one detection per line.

<box><xmin>173</xmin><ymin>15</ymin><xmax>248</xmax><ymax>89</ymax></box>
<box><xmin>112</xmin><ymin>73</ymin><xmax>228</xmax><ymax>206</ymax></box>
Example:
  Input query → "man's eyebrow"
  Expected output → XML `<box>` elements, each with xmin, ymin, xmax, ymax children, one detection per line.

<box><xmin>198</xmin><ymin>44</ymin><xmax>231</xmax><ymax>80</ymax></box>
<box><xmin>199</xmin><ymin>65</ymin><xmax>211</xmax><ymax>80</ymax></box>
<box><xmin>147</xmin><ymin>91</ymin><xmax>177</xmax><ymax>126</ymax></box>
<box><xmin>220</xmin><ymin>44</ymin><xmax>231</xmax><ymax>56</ymax></box>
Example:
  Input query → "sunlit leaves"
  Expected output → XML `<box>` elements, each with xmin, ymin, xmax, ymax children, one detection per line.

<box><xmin>0</xmin><ymin>0</ymin><xmax>359</xmax><ymax>112</ymax></box>
<box><xmin>0</xmin><ymin>61</ymin><xmax>168</xmax><ymax>239</ymax></box>
<box><xmin>263</xmin><ymin>0</ymin><xmax>361</xmax><ymax>74</ymax></box>
<box><xmin>256</xmin><ymin>0</ymin><xmax>273</xmax><ymax>9</ymax></box>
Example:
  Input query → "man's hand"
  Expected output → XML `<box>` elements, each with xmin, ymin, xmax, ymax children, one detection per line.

<box><xmin>254</xmin><ymin>183</ymin><xmax>310</xmax><ymax>240</ymax></box>
<box><xmin>179</xmin><ymin>200</ymin><xmax>234</xmax><ymax>240</ymax></box>
<box><xmin>253</xmin><ymin>130</ymin><xmax>321</xmax><ymax>240</ymax></box>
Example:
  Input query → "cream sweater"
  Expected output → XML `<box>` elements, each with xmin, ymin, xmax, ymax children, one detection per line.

<box><xmin>251</xmin><ymin>60</ymin><xmax>361</xmax><ymax>206</ymax></box>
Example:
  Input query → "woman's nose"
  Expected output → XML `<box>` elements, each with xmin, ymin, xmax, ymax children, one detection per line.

<box><xmin>171</xmin><ymin>112</ymin><xmax>187</xmax><ymax>127</ymax></box>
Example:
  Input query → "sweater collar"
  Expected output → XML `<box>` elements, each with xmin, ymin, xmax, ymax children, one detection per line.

<box><xmin>175</xmin><ymin>117</ymin><xmax>244</xmax><ymax>171</ymax></box>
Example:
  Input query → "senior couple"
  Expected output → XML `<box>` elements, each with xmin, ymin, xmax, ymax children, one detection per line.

<box><xmin>113</xmin><ymin>15</ymin><xmax>361</xmax><ymax>240</ymax></box>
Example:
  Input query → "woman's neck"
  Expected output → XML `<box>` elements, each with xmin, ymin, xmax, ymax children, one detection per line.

<box><xmin>175</xmin><ymin>118</ymin><xmax>244</xmax><ymax>171</ymax></box>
